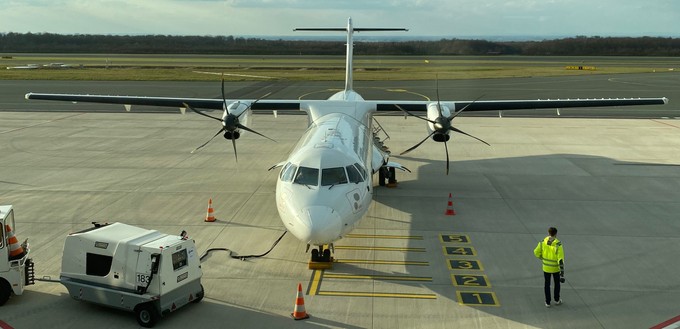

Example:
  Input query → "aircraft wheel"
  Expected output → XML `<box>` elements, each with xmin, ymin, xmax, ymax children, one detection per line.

<box><xmin>135</xmin><ymin>302</ymin><xmax>159</xmax><ymax>328</ymax></box>
<box><xmin>322</xmin><ymin>249</ymin><xmax>331</xmax><ymax>262</ymax></box>
<box><xmin>311</xmin><ymin>249</ymin><xmax>319</xmax><ymax>262</ymax></box>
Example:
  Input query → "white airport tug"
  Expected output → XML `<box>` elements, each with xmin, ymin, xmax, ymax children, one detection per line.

<box><xmin>60</xmin><ymin>222</ymin><xmax>204</xmax><ymax>327</ymax></box>
<box><xmin>0</xmin><ymin>205</ymin><xmax>35</xmax><ymax>306</ymax></box>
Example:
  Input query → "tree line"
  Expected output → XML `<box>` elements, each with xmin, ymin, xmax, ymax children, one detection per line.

<box><xmin>1</xmin><ymin>32</ymin><xmax>679</xmax><ymax>56</ymax></box>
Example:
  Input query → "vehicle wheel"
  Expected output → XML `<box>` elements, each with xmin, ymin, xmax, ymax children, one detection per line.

<box><xmin>0</xmin><ymin>279</ymin><xmax>11</xmax><ymax>306</ymax></box>
<box><xmin>135</xmin><ymin>302</ymin><xmax>159</xmax><ymax>328</ymax></box>
<box><xmin>193</xmin><ymin>284</ymin><xmax>204</xmax><ymax>303</ymax></box>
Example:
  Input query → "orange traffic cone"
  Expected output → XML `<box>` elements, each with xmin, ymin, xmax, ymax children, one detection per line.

<box><xmin>205</xmin><ymin>198</ymin><xmax>216</xmax><ymax>222</ymax></box>
<box><xmin>445</xmin><ymin>193</ymin><xmax>456</xmax><ymax>216</ymax></box>
<box><xmin>291</xmin><ymin>283</ymin><xmax>310</xmax><ymax>320</ymax></box>
<box><xmin>6</xmin><ymin>225</ymin><xmax>25</xmax><ymax>260</ymax></box>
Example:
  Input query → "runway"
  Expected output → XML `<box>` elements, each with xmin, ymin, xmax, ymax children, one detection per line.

<box><xmin>1</xmin><ymin>74</ymin><xmax>680</xmax><ymax>328</ymax></box>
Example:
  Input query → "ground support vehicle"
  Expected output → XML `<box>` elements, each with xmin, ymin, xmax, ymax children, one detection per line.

<box><xmin>60</xmin><ymin>222</ymin><xmax>204</xmax><ymax>327</ymax></box>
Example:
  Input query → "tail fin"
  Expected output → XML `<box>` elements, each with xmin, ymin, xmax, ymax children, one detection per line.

<box><xmin>295</xmin><ymin>18</ymin><xmax>407</xmax><ymax>92</ymax></box>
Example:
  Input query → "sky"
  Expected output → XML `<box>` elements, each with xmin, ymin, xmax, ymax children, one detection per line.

<box><xmin>2</xmin><ymin>0</ymin><xmax>679</xmax><ymax>38</ymax></box>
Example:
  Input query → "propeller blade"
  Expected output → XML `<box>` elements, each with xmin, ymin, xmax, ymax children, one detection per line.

<box><xmin>191</xmin><ymin>127</ymin><xmax>226</xmax><ymax>154</ymax></box>
<box><xmin>450</xmin><ymin>127</ymin><xmax>491</xmax><ymax>146</ymax></box>
<box><xmin>236</xmin><ymin>123</ymin><xmax>276</xmax><ymax>142</ymax></box>
<box><xmin>221</xmin><ymin>75</ymin><xmax>229</xmax><ymax>115</ymax></box>
<box><xmin>450</xmin><ymin>94</ymin><xmax>485</xmax><ymax>121</ymax></box>
<box><xmin>236</xmin><ymin>92</ymin><xmax>273</xmax><ymax>119</ymax></box>
<box><xmin>394</xmin><ymin>104</ymin><xmax>435</xmax><ymax>124</ymax></box>
<box><xmin>435</xmin><ymin>77</ymin><xmax>443</xmax><ymax>117</ymax></box>
<box><xmin>231</xmin><ymin>136</ymin><xmax>238</xmax><ymax>162</ymax></box>
<box><xmin>183</xmin><ymin>102</ymin><xmax>222</xmax><ymax>122</ymax></box>
<box><xmin>400</xmin><ymin>130</ymin><xmax>437</xmax><ymax>155</ymax></box>
<box><xmin>444</xmin><ymin>139</ymin><xmax>450</xmax><ymax>175</ymax></box>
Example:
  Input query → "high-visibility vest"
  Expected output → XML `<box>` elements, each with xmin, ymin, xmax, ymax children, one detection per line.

<box><xmin>5</xmin><ymin>224</ymin><xmax>25</xmax><ymax>259</ymax></box>
<box><xmin>534</xmin><ymin>236</ymin><xmax>564</xmax><ymax>273</ymax></box>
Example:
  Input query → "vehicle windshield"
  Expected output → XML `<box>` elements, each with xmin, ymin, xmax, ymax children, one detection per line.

<box><xmin>321</xmin><ymin>167</ymin><xmax>348</xmax><ymax>186</ymax></box>
<box><xmin>293</xmin><ymin>166</ymin><xmax>319</xmax><ymax>186</ymax></box>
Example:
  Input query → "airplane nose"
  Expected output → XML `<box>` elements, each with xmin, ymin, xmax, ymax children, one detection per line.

<box><xmin>299</xmin><ymin>206</ymin><xmax>342</xmax><ymax>245</ymax></box>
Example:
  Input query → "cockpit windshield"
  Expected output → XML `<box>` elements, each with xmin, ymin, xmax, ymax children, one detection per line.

<box><xmin>346</xmin><ymin>164</ymin><xmax>364</xmax><ymax>183</ymax></box>
<box><xmin>293</xmin><ymin>166</ymin><xmax>319</xmax><ymax>186</ymax></box>
<box><xmin>321</xmin><ymin>167</ymin><xmax>348</xmax><ymax>186</ymax></box>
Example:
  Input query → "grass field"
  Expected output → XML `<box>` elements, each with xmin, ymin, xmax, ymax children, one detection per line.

<box><xmin>1</xmin><ymin>54</ymin><xmax>676</xmax><ymax>81</ymax></box>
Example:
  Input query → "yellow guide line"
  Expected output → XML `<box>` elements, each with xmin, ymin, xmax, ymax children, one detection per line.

<box><xmin>308</xmin><ymin>270</ymin><xmax>323</xmax><ymax>296</ymax></box>
<box><xmin>336</xmin><ymin>259</ymin><xmax>429</xmax><ymax>266</ymax></box>
<box><xmin>344</xmin><ymin>234</ymin><xmax>423</xmax><ymax>240</ymax></box>
<box><xmin>324</xmin><ymin>273</ymin><xmax>432</xmax><ymax>282</ymax></box>
<box><xmin>318</xmin><ymin>291</ymin><xmax>437</xmax><ymax>299</ymax></box>
<box><xmin>334</xmin><ymin>246</ymin><xmax>426</xmax><ymax>252</ymax></box>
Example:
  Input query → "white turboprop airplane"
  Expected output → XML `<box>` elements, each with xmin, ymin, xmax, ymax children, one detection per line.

<box><xmin>25</xmin><ymin>18</ymin><xmax>668</xmax><ymax>267</ymax></box>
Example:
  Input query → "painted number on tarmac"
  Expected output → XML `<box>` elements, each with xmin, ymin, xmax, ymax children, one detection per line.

<box><xmin>443</xmin><ymin>246</ymin><xmax>477</xmax><ymax>256</ymax></box>
<box><xmin>451</xmin><ymin>274</ymin><xmax>491</xmax><ymax>288</ymax></box>
<box><xmin>440</xmin><ymin>234</ymin><xmax>470</xmax><ymax>244</ymax></box>
<box><xmin>457</xmin><ymin>291</ymin><xmax>499</xmax><ymax>306</ymax></box>
<box><xmin>448</xmin><ymin>259</ymin><xmax>483</xmax><ymax>271</ymax></box>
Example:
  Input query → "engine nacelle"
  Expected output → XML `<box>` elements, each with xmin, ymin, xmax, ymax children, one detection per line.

<box><xmin>426</xmin><ymin>102</ymin><xmax>453</xmax><ymax>142</ymax></box>
<box><xmin>221</xmin><ymin>101</ymin><xmax>253</xmax><ymax>138</ymax></box>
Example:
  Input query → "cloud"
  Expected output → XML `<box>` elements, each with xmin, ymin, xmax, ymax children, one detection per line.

<box><xmin>1</xmin><ymin>0</ymin><xmax>678</xmax><ymax>37</ymax></box>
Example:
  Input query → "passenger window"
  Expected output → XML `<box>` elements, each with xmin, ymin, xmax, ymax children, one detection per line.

<box><xmin>321</xmin><ymin>167</ymin><xmax>348</xmax><ymax>186</ymax></box>
<box><xmin>294</xmin><ymin>167</ymin><xmax>319</xmax><ymax>186</ymax></box>
<box><xmin>346</xmin><ymin>165</ymin><xmax>364</xmax><ymax>183</ymax></box>
<box><xmin>281</xmin><ymin>163</ymin><xmax>297</xmax><ymax>182</ymax></box>
<box><xmin>86</xmin><ymin>253</ymin><xmax>113</xmax><ymax>277</ymax></box>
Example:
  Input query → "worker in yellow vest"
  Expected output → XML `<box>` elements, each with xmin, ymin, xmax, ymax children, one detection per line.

<box><xmin>534</xmin><ymin>227</ymin><xmax>565</xmax><ymax>308</ymax></box>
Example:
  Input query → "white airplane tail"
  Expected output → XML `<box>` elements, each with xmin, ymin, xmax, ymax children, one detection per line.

<box><xmin>295</xmin><ymin>18</ymin><xmax>407</xmax><ymax>93</ymax></box>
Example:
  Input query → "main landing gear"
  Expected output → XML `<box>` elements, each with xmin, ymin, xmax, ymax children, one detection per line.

<box><xmin>378</xmin><ymin>167</ymin><xmax>398</xmax><ymax>187</ymax></box>
<box><xmin>308</xmin><ymin>244</ymin><xmax>334</xmax><ymax>270</ymax></box>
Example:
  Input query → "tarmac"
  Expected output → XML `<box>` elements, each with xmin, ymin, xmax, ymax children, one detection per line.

<box><xmin>1</xmin><ymin>74</ymin><xmax>680</xmax><ymax>328</ymax></box>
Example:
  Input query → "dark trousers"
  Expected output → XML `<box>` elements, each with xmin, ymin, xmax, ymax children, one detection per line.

<box><xmin>544</xmin><ymin>271</ymin><xmax>561</xmax><ymax>304</ymax></box>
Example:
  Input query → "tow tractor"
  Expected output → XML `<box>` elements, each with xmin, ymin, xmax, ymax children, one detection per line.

<box><xmin>0</xmin><ymin>205</ymin><xmax>35</xmax><ymax>306</ymax></box>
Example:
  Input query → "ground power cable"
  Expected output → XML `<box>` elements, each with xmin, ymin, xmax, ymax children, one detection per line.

<box><xmin>199</xmin><ymin>230</ymin><xmax>288</xmax><ymax>262</ymax></box>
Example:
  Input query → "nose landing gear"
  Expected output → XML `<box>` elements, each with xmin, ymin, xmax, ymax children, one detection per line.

<box><xmin>308</xmin><ymin>244</ymin><xmax>334</xmax><ymax>270</ymax></box>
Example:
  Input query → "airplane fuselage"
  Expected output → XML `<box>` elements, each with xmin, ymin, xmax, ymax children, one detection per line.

<box><xmin>276</xmin><ymin>90</ymin><xmax>377</xmax><ymax>246</ymax></box>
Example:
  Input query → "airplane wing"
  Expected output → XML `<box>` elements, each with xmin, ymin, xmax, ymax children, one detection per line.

<box><xmin>24</xmin><ymin>93</ymin><xmax>302</xmax><ymax>111</ymax></box>
<box><xmin>25</xmin><ymin>93</ymin><xmax>667</xmax><ymax>113</ymax></box>
<box><xmin>373</xmin><ymin>98</ymin><xmax>669</xmax><ymax>112</ymax></box>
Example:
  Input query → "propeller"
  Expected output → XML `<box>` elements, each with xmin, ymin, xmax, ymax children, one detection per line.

<box><xmin>183</xmin><ymin>76</ymin><xmax>275</xmax><ymax>161</ymax></box>
<box><xmin>396</xmin><ymin>92</ymin><xmax>489</xmax><ymax>175</ymax></box>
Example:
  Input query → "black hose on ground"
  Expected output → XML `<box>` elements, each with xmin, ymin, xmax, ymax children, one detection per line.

<box><xmin>199</xmin><ymin>230</ymin><xmax>287</xmax><ymax>262</ymax></box>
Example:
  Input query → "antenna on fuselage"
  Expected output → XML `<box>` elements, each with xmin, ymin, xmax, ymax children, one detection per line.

<box><xmin>294</xmin><ymin>17</ymin><xmax>407</xmax><ymax>93</ymax></box>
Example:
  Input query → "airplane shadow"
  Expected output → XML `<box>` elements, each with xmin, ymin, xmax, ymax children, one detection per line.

<box><xmin>329</xmin><ymin>152</ymin><xmax>680</xmax><ymax>327</ymax></box>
